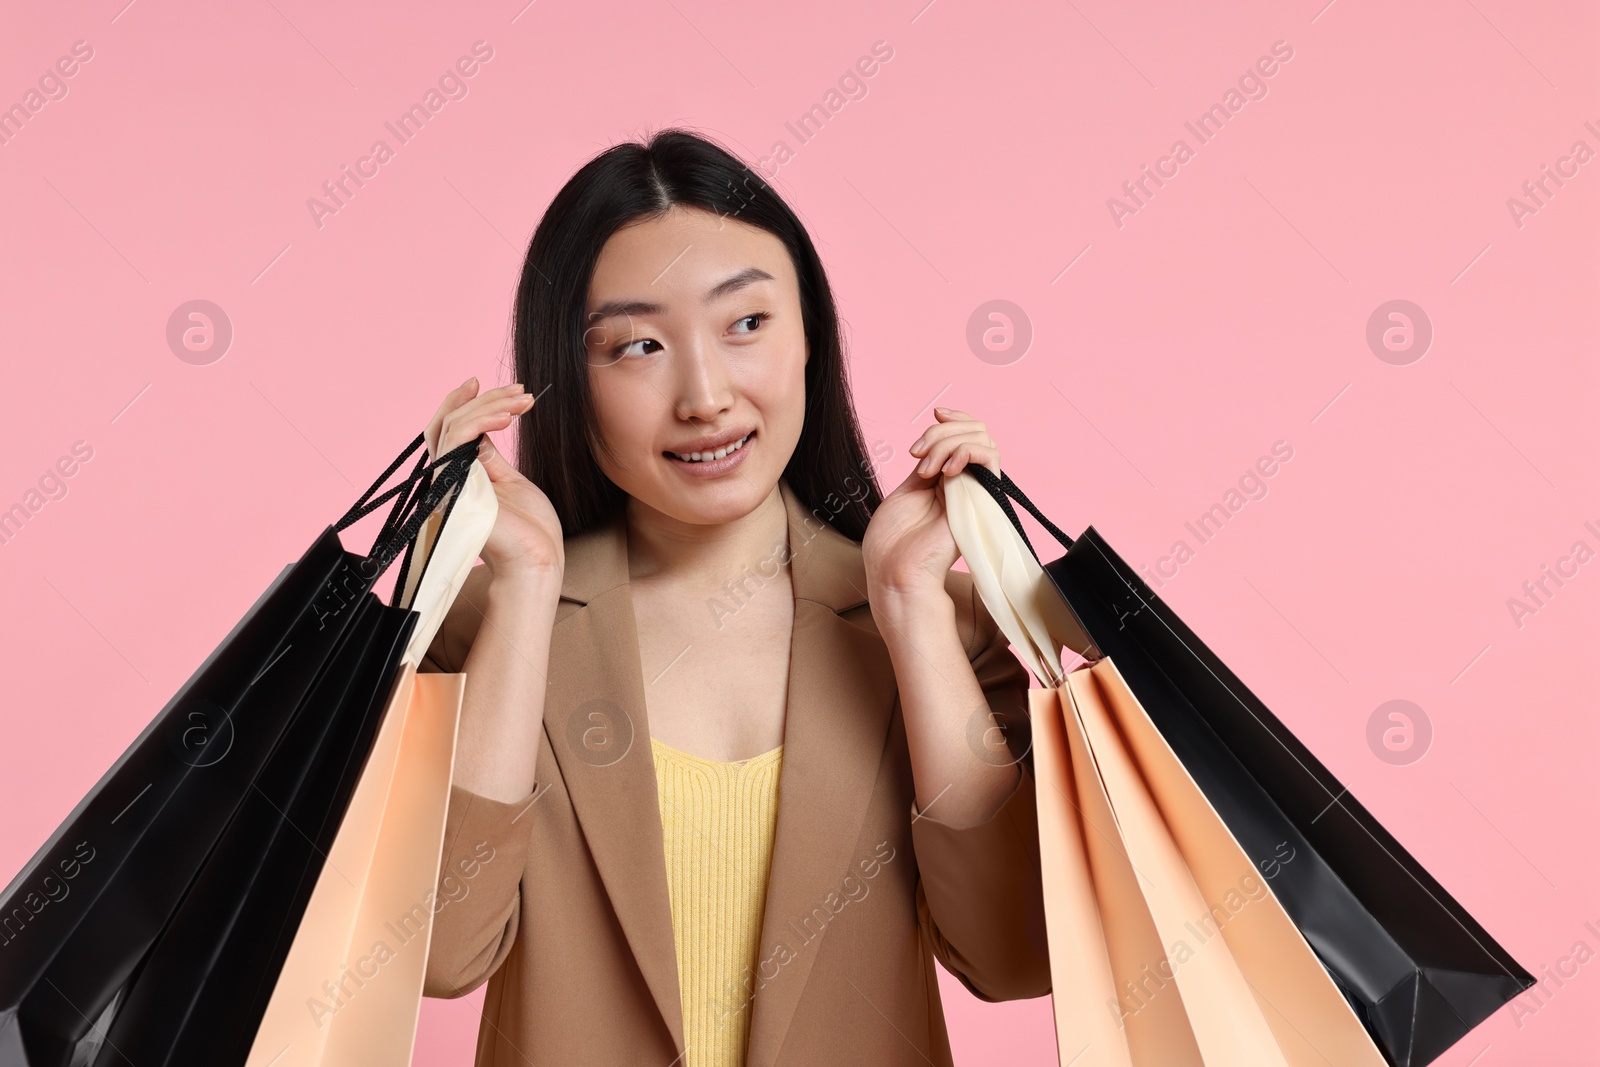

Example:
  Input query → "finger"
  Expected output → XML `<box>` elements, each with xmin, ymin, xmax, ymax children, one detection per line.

<box><xmin>432</xmin><ymin>380</ymin><xmax>521</xmax><ymax>423</ymax></box>
<box><xmin>426</xmin><ymin>377</ymin><xmax>481</xmax><ymax>455</ymax></box>
<box><xmin>441</xmin><ymin>394</ymin><xmax>534</xmax><ymax>449</ymax></box>
<box><xmin>915</xmin><ymin>430</ymin><xmax>995</xmax><ymax>475</ymax></box>
<box><xmin>442</xmin><ymin>408</ymin><xmax>526</xmax><ymax>453</ymax></box>
<box><xmin>909</xmin><ymin>418</ymin><xmax>991</xmax><ymax>457</ymax></box>
<box><xmin>928</xmin><ymin>441</ymin><xmax>998</xmax><ymax>476</ymax></box>
<box><xmin>457</xmin><ymin>387</ymin><xmax>533</xmax><ymax>422</ymax></box>
<box><xmin>427</xmin><ymin>377</ymin><xmax>514</xmax><ymax>447</ymax></box>
<box><xmin>443</xmin><ymin>386</ymin><xmax>528</xmax><ymax>430</ymax></box>
<box><xmin>456</xmin><ymin>391</ymin><xmax>534</xmax><ymax>424</ymax></box>
<box><xmin>475</xmin><ymin>382</ymin><xmax>528</xmax><ymax>401</ymax></box>
<box><xmin>937</xmin><ymin>441</ymin><xmax>1001</xmax><ymax>477</ymax></box>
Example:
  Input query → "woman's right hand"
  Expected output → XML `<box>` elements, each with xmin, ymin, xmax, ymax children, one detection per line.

<box><xmin>424</xmin><ymin>377</ymin><xmax>563</xmax><ymax>582</ymax></box>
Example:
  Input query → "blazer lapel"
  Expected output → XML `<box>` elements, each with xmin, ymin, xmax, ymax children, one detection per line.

<box><xmin>542</xmin><ymin>480</ymin><xmax>896</xmax><ymax>1065</ymax></box>
<box><xmin>742</xmin><ymin>553</ymin><xmax>897</xmax><ymax>1066</ymax></box>
<box><xmin>543</xmin><ymin>516</ymin><xmax>687</xmax><ymax>1053</ymax></box>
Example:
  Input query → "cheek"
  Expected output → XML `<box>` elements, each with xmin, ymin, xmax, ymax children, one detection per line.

<box><xmin>775</xmin><ymin>344</ymin><xmax>811</xmax><ymax>427</ymax></box>
<box><xmin>741</xmin><ymin>338</ymin><xmax>808</xmax><ymax>412</ymax></box>
<box><xmin>588</xmin><ymin>374</ymin><xmax>670</xmax><ymax>469</ymax></box>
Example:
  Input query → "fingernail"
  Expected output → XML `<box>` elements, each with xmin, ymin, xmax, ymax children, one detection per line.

<box><xmin>934</xmin><ymin>406</ymin><xmax>951</xmax><ymax>415</ymax></box>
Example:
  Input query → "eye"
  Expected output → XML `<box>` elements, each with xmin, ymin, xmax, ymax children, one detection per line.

<box><xmin>732</xmin><ymin>312</ymin><xmax>771</xmax><ymax>335</ymax></box>
<box><xmin>611</xmin><ymin>335</ymin><xmax>661</xmax><ymax>359</ymax></box>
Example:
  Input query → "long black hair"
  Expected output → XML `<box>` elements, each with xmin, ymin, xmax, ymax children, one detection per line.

<box><xmin>510</xmin><ymin>127</ymin><xmax>883</xmax><ymax>542</ymax></box>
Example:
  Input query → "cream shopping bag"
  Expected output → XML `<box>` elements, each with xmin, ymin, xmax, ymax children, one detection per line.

<box><xmin>944</xmin><ymin>472</ymin><xmax>1386</xmax><ymax>1067</ymax></box>
<box><xmin>246</xmin><ymin>458</ymin><xmax>496</xmax><ymax>1066</ymax></box>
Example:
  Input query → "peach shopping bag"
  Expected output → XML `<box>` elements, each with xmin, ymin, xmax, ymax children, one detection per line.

<box><xmin>245</xmin><ymin>458</ymin><xmax>496</xmax><ymax>1066</ymax></box>
<box><xmin>944</xmin><ymin>471</ymin><xmax>1387</xmax><ymax>1067</ymax></box>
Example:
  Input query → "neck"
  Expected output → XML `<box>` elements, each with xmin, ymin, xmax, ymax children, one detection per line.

<box><xmin>624</xmin><ymin>481</ymin><xmax>792</xmax><ymax>591</ymax></box>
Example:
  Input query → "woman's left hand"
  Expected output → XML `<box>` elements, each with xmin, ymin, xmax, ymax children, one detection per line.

<box><xmin>862</xmin><ymin>407</ymin><xmax>1001</xmax><ymax>599</ymax></box>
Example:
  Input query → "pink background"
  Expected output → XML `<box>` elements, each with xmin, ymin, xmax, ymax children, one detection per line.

<box><xmin>2</xmin><ymin>1</ymin><xmax>1596</xmax><ymax>1063</ymax></box>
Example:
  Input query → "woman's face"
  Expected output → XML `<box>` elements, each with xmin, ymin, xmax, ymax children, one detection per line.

<box><xmin>583</xmin><ymin>205</ymin><xmax>809</xmax><ymax>527</ymax></box>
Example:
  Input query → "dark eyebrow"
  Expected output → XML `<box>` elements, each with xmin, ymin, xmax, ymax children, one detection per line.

<box><xmin>587</xmin><ymin>267</ymin><xmax>775</xmax><ymax>322</ymax></box>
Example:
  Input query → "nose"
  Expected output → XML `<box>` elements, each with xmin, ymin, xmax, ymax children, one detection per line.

<box><xmin>671</xmin><ymin>333</ymin><xmax>735</xmax><ymax>424</ymax></box>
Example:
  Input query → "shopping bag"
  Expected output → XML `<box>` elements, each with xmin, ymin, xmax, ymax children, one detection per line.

<box><xmin>89</xmin><ymin>596</ymin><xmax>416</xmax><ymax>1067</ymax></box>
<box><xmin>945</xmin><ymin>467</ymin><xmax>1535</xmax><ymax>1067</ymax></box>
<box><xmin>0</xmin><ymin>432</ymin><xmax>482</xmax><ymax>1067</ymax></box>
<box><xmin>1051</xmin><ymin>660</ymin><xmax>1398</xmax><ymax>1064</ymax></box>
<box><xmin>242</xmin><ymin>458</ymin><xmax>494</xmax><ymax>1067</ymax></box>
<box><xmin>95</xmin><ymin>452</ymin><xmax>496</xmax><ymax>1067</ymax></box>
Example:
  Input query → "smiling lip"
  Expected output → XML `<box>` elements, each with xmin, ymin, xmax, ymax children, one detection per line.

<box><xmin>664</xmin><ymin>427</ymin><xmax>754</xmax><ymax>456</ymax></box>
<box><xmin>663</xmin><ymin>429</ymin><xmax>754</xmax><ymax>478</ymax></box>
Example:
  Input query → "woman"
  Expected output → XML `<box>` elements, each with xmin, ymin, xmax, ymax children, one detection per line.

<box><xmin>419</xmin><ymin>128</ymin><xmax>1049</xmax><ymax>1066</ymax></box>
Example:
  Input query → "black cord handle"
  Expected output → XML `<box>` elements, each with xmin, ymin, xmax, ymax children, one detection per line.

<box><xmin>335</xmin><ymin>432</ymin><xmax>483</xmax><ymax>576</ymax></box>
<box><xmin>336</xmin><ymin>433</ymin><xmax>470</xmax><ymax>528</ymax></box>
<box><xmin>963</xmin><ymin>464</ymin><xmax>1075</xmax><ymax>564</ymax></box>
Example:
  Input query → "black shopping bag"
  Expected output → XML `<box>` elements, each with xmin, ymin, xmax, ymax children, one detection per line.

<box><xmin>90</xmin><ymin>597</ymin><xmax>414</xmax><ymax>1067</ymax></box>
<box><xmin>0</xmin><ymin>432</ymin><xmax>481</xmax><ymax>1067</ymax></box>
<box><xmin>96</xmin><ymin>434</ymin><xmax>483</xmax><ymax>1067</ymax></box>
<box><xmin>964</xmin><ymin>464</ymin><xmax>1535</xmax><ymax>1067</ymax></box>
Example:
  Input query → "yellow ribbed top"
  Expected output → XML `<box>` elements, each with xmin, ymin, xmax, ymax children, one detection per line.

<box><xmin>651</xmin><ymin>736</ymin><xmax>784</xmax><ymax>1067</ymax></box>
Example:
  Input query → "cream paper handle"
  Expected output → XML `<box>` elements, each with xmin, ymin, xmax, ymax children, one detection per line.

<box><xmin>398</xmin><ymin>458</ymin><xmax>497</xmax><ymax>666</ymax></box>
<box><xmin>944</xmin><ymin>470</ymin><xmax>1086</xmax><ymax>688</ymax></box>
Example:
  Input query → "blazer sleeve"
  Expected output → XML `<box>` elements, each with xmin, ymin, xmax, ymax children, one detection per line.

<box><xmin>908</xmin><ymin>574</ymin><xmax>1052</xmax><ymax>1002</ymax></box>
<box><xmin>422</xmin><ymin>783</ymin><xmax>538</xmax><ymax>997</ymax></box>
<box><xmin>419</xmin><ymin>564</ymin><xmax>540</xmax><ymax>997</ymax></box>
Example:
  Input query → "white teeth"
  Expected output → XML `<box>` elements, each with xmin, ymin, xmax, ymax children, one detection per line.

<box><xmin>672</xmin><ymin>433</ymin><xmax>749</xmax><ymax>462</ymax></box>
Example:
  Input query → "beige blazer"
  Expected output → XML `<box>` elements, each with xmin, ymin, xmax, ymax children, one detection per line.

<box><xmin>420</xmin><ymin>478</ymin><xmax>1051</xmax><ymax>1065</ymax></box>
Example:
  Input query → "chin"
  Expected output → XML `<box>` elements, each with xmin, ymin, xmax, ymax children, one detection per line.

<box><xmin>625</xmin><ymin>469</ymin><xmax>769</xmax><ymax>526</ymax></box>
<box><xmin>661</xmin><ymin>481</ymin><xmax>773</xmax><ymax>525</ymax></box>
